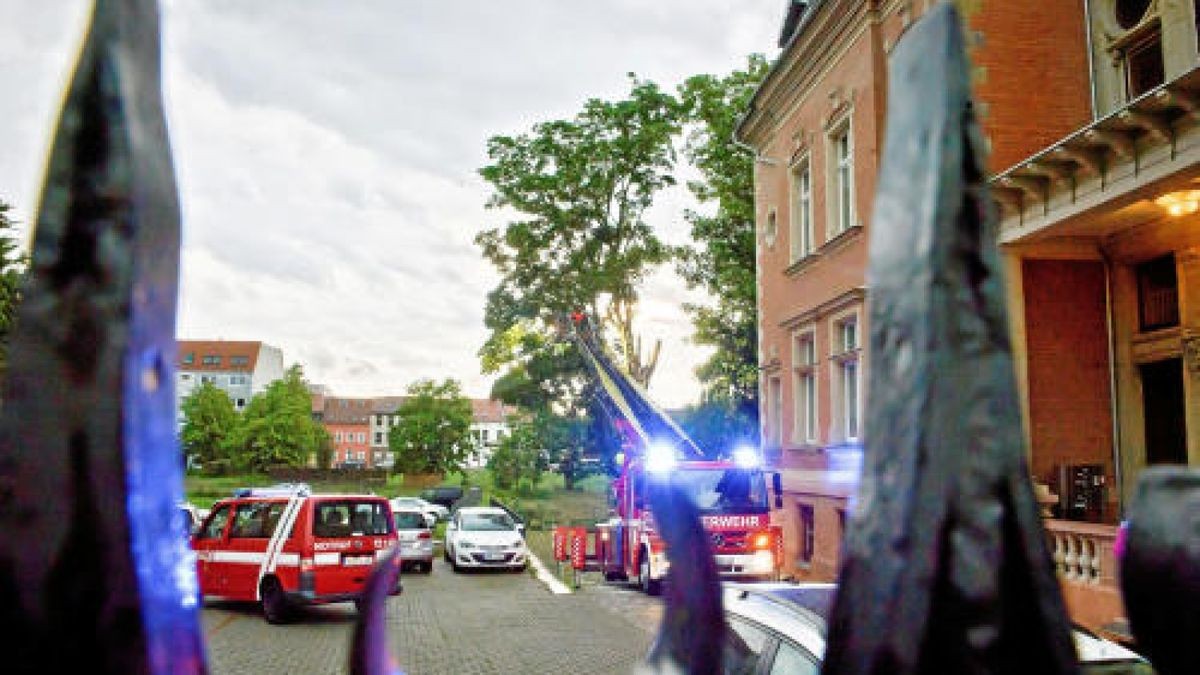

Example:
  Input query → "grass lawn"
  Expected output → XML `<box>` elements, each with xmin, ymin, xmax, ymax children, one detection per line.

<box><xmin>184</xmin><ymin>468</ymin><xmax>611</xmax><ymax>526</ymax></box>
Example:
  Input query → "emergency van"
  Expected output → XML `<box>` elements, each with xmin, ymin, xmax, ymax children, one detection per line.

<box><xmin>191</xmin><ymin>485</ymin><xmax>400</xmax><ymax>623</ymax></box>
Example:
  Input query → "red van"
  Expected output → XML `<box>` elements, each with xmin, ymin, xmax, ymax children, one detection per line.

<box><xmin>191</xmin><ymin>486</ymin><xmax>399</xmax><ymax>623</ymax></box>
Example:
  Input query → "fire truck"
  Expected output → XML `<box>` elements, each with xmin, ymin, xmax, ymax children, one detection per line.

<box><xmin>554</xmin><ymin>314</ymin><xmax>783</xmax><ymax>595</ymax></box>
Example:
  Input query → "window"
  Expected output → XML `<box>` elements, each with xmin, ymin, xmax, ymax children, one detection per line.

<box><xmin>798</xmin><ymin>504</ymin><xmax>815</xmax><ymax>565</ymax></box>
<box><xmin>197</xmin><ymin>505</ymin><xmax>231</xmax><ymax>539</ymax></box>
<box><xmin>182</xmin><ymin>352</ymin><xmax>194</xmax><ymax>365</ymax></box>
<box><xmin>833</xmin><ymin>316</ymin><xmax>861</xmax><ymax>441</ymax></box>
<box><xmin>312</xmin><ymin>501</ymin><xmax>392</xmax><ymax>537</ymax></box>
<box><xmin>792</xmin><ymin>331</ymin><xmax>817</xmax><ymax>444</ymax></box>
<box><xmin>829</xmin><ymin>122</ymin><xmax>855</xmax><ymax>236</ymax></box>
<box><xmin>769</xmin><ymin>641</ymin><xmax>819</xmax><ymax>675</ymax></box>
<box><xmin>1125</xmin><ymin>29</ymin><xmax>1164</xmax><ymax>99</ymax></box>
<box><xmin>374</xmin><ymin>432</ymin><xmax>383</xmax><ymax>444</ymax></box>
<box><xmin>1138</xmin><ymin>255</ymin><xmax>1179</xmax><ymax>331</ymax></box>
<box><xmin>235</xmin><ymin>398</ymin><xmax>245</xmax><ymax>409</ymax></box>
<box><xmin>199</xmin><ymin>375</ymin><xmax>215</xmax><ymax>385</ymax></box>
<box><xmin>722</xmin><ymin>617</ymin><xmax>771</xmax><ymax>674</ymax></box>
<box><xmin>201</xmin><ymin>354</ymin><xmax>221</xmax><ymax>366</ymax></box>
<box><xmin>230</xmin><ymin>355</ymin><xmax>249</xmax><ymax>366</ymax></box>
<box><xmin>764</xmin><ymin>209</ymin><xmax>778</xmax><ymax>249</ymax></box>
<box><xmin>229</xmin><ymin>502</ymin><xmax>286</xmax><ymax>539</ymax></box>
<box><xmin>180</xmin><ymin>373</ymin><xmax>192</xmax><ymax>381</ymax></box>
<box><xmin>356</xmin><ymin>432</ymin><xmax>366</xmax><ymax>443</ymax></box>
<box><xmin>767</xmin><ymin>375</ymin><xmax>783</xmax><ymax>448</ymax></box>
<box><xmin>789</xmin><ymin>158</ymin><xmax>813</xmax><ymax>261</ymax></box>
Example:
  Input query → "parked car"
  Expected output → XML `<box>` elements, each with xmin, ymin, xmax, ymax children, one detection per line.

<box><xmin>720</xmin><ymin>583</ymin><xmax>1154</xmax><ymax>674</ymax></box>
<box><xmin>443</xmin><ymin>506</ymin><xmax>527</xmax><ymax>573</ymax></box>
<box><xmin>392</xmin><ymin>508</ymin><xmax>434</xmax><ymax>573</ymax></box>
<box><xmin>390</xmin><ymin>496</ymin><xmax>448</xmax><ymax>522</ymax></box>
<box><xmin>419</xmin><ymin>485</ymin><xmax>464</xmax><ymax>510</ymax></box>
<box><xmin>191</xmin><ymin>486</ymin><xmax>400</xmax><ymax>623</ymax></box>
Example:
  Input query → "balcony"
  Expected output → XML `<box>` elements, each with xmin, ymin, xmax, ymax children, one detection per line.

<box><xmin>1044</xmin><ymin>519</ymin><xmax>1127</xmax><ymax>637</ymax></box>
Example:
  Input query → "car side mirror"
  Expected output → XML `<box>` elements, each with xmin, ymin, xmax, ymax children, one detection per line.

<box><xmin>516</xmin><ymin>523</ymin><xmax>525</xmax><ymax>535</ymax></box>
<box><xmin>772</xmin><ymin>472</ymin><xmax>784</xmax><ymax>509</ymax></box>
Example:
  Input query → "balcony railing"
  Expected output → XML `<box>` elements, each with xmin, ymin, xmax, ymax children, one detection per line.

<box><xmin>1044</xmin><ymin>519</ymin><xmax>1118</xmax><ymax>587</ymax></box>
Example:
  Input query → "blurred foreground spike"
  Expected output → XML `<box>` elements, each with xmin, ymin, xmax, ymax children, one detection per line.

<box><xmin>350</xmin><ymin>548</ymin><xmax>406</xmax><ymax>675</ymax></box>
<box><xmin>639</xmin><ymin>482</ymin><xmax>724</xmax><ymax>675</ymax></box>
<box><xmin>1119</xmin><ymin>467</ymin><xmax>1200</xmax><ymax>675</ymax></box>
<box><xmin>821</xmin><ymin>5</ymin><xmax>1077</xmax><ymax>674</ymax></box>
<box><xmin>0</xmin><ymin>1</ymin><xmax>205</xmax><ymax>673</ymax></box>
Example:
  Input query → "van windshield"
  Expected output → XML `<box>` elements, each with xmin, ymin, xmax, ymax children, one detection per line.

<box><xmin>313</xmin><ymin>500</ymin><xmax>392</xmax><ymax>537</ymax></box>
<box><xmin>671</xmin><ymin>468</ymin><xmax>769</xmax><ymax>515</ymax></box>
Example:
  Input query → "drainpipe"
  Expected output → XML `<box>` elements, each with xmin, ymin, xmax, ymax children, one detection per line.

<box><xmin>1083</xmin><ymin>0</ymin><xmax>1099</xmax><ymax>118</ymax></box>
<box><xmin>1101</xmin><ymin>246</ymin><xmax>1124</xmax><ymax>518</ymax></box>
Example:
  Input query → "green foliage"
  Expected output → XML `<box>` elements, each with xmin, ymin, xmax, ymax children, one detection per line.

<box><xmin>675</xmin><ymin>56</ymin><xmax>768</xmax><ymax>425</ymax></box>
<box><xmin>0</xmin><ymin>199</ymin><xmax>28</xmax><ymax>376</ymax></box>
<box><xmin>674</xmin><ymin>399</ymin><xmax>759</xmax><ymax>459</ymax></box>
<box><xmin>388</xmin><ymin>378</ymin><xmax>474</xmax><ymax>475</ymax></box>
<box><xmin>476</xmin><ymin>76</ymin><xmax>683</xmax><ymax>451</ymax></box>
<box><xmin>488</xmin><ymin>418</ymin><xmax>546</xmax><ymax>492</ymax></box>
<box><xmin>179</xmin><ymin>381</ymin><xmax>238</xmax><ymax>464</ymax></box>
<box><xmin>225</xmin><ymin>365</ymin><xmax>327</xmax><ymax>471</ymax></box>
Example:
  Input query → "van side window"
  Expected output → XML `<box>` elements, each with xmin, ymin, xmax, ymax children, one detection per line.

<box><xmin>197</xmin><ymin>505</ymin><xmax>231</xmax><ymax>540</ymax></box>
<box><xmin>230</xmin><ymin>502</ymin><xmax>285</xmax><ymax>539</ymax></box>
<box><xmin>313</xmin><ymin>501</ymin><xmax>391</xmax><ymax>537</ymax></box>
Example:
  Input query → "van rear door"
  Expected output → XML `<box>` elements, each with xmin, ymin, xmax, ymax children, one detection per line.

<box><xmin>309</xmin><ymin>499</ymin><xmax>395</xmax><ymax>596</ymax></box>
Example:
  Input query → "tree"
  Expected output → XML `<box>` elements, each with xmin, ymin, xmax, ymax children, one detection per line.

<box><xmin>675</xmin><ymin>56</ymin><xmax>769</xmax><ymax>430</ymax></box>
<box><xmin>477</xmin><ymin>77</ymin><xmax>682</xmax><ymax>475</ymax></box>
<box><xmin>179</xmin><ymin>381</ymin><xmax>238</xmax><ymax>465</ymax></box>
<box><xmin>0</xmin><ymin>199</ymin><xmax>28</xmax><ymax>377</ymax></box>
<box><xmin>674</xmin><ymin>399</ymin><xmax>758</xmax><ymax>459</ymax></box>
<box><xmin>226</xmin><ymin>365</ymin><xmax>328</xmax><ymax>471</ymax></box>
<box><xmin>487</xmin><ymin>417</ymin><xmax>548</xmax><ymax>492</ymax></box>
<box><xmin>388</xmin><ymin>379</ymin><xmax>474</xmax><ymax>476</ymax></box>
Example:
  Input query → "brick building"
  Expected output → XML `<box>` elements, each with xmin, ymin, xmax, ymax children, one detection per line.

<box><xmin>322</xmin><ymin>397</ymin><xmax>373</xmax><ymax>468</ymax></box>
<box><xmin>737</xmin><ymin>0</ymin><xmax>1199</xmax><ymax>632</ymax></box>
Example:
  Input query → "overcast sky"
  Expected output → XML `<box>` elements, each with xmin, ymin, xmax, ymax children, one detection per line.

<box><xmin>0</xmin><ymin>0</ymin><xmax>781</xmax><ymax>407</ymax></box>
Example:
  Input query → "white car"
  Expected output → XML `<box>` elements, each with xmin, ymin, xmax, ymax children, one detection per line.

<box><xmin>390</xmin><ymin>496</ymin><xmax>448</xmax><ymax>523</ymax></box>
<box><xmin>444</xmin><ymin>507</ymin><xmax>527</xmax><ymax>573</ymax></box>
<box><xmin>392</xmin><ymin>508</ymin><xmax>434</xmax><ymax>573</ymax></box>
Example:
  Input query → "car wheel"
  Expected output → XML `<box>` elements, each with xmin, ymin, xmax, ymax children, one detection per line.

<box><xmin>260</xmin><ymin>578</ymin><xmax>292</xmax><ymax>625</ymax></box>
<box><xmin>638</xmin><ymin>550</ymin><xmax>661</xmax><ymax>596</ymax></box>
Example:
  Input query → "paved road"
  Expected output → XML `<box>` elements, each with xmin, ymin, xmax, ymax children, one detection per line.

<box><xmin>203</xmin><ymin>555</ymin><xmax>660</xmax><ymax>674</ymax></box>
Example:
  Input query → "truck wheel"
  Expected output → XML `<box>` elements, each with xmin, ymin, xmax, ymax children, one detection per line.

<box><xmin>261</xmin><ymin>578</ymin><xmax>292</xmax><ymax>625</ymax></box>
<box><xmin>638</xmin><ymin>550</ymin><xmax>661</xmax><ymax>596</ymax></box>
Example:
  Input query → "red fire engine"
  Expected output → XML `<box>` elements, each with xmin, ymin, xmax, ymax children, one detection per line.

<box><xmin>553</xmin><ymin>314</ymin><xmax>783</xmax><ymax>594</ymax></box>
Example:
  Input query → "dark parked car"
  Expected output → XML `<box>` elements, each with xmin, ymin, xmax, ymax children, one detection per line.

<box><xmin>419</xmin><ymin>486</ymin><xmax>464</xmax><ymax>509</ymax></box>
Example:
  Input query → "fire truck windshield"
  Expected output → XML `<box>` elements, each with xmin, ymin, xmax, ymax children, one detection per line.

<box><xmin>670</xmin><ymin>468</ymin><xmax>769</xmax><ymax>514</ymax></box>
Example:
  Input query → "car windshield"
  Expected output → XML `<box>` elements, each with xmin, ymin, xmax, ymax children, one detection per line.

<box><xmin>312</xmin><ymin>500</ymin><xmax>392</xmax><ymax>537</ymax></box>
<box><xmin>393</xmin><ymin>511</ymin><xmax>428</xmax><ymax>530</ymax></box>
<box><xmin>460</xmin><ymin>512</ymin><xmax>515</xmax><ymax>531</ymax></box>
<box><xmin>671</xmin><ymin>468</ymin><xmax>769</xmax><ymax>514</ymax></box>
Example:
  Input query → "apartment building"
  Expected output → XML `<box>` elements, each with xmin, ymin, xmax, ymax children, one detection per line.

<box><xmin>737</xmin><ymin>0</ymin><xmax>1198</xmax><ymax>632</ymax></box>
<box><xmin>175</xmin><ymin>340</ymin><xmax>285</xmax><ymax>428</ymax></box>
<box><xmin>322</xmin><ymin>397</ymin><xmax>373</xmax><ymax>468</ymax></box>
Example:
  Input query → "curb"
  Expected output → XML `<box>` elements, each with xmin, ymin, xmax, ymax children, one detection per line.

<box><xmin>528</xmin><ymin>552</ymin><xmax>572</xmax><ymax>595</ymax></box>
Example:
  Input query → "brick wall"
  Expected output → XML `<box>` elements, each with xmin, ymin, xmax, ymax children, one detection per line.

<box><xmin>965</xmin><ymin>0</ymin><xmax>1093</xmax><ymax>172</ymax></box>
<box><xmin>1023</xmin><ymin>260</ymin><xmax>1115</xmax><ymax>509</ymax></box>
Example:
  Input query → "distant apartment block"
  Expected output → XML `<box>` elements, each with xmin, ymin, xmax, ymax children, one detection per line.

<box><xmin>175</xmin><ymin>340</ymin><xmax>285</xmax><ymax>429</ymax></box>
<box><xmin>322</xmin><ymin>397</ymin><xmax>373</xmax><ymax>468</ymax></box>
<box><xmin>352</xmin><ymin>395</ymin><xmax>517</xmax><ymax>470</ymax></box>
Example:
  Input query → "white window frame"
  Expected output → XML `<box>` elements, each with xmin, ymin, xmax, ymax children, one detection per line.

<box><xmin>789</xmin><ymin>155</ymin><xmax>813</xmax><ymax>262</ymax></box>
<box><xmin>829</xmin><ymin>308</ymin><xmax>862</xmax><ymax>443</ymax></box>
<box><xmin>791</xmin><ymin>327</ymin><xmax>818</xmax><ymax>445</ymax></box>
<box><xmin>827</xmin><ymin>116</ymin><xmax>856</xmax><ymax>239</ymax></box>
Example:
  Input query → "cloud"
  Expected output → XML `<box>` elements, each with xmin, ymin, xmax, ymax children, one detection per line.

<box><xmin>1</xmin><ymin>0</ymin><xmax>781</xmax><ymax>409</ymax></box>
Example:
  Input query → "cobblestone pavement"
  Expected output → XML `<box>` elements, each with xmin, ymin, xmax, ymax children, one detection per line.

<box><xmin>202</xmin><ymin>556</ymin><xmax>660</xmax><ymax>674</ymax></box>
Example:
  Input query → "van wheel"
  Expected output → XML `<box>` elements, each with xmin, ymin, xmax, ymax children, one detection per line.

<box><xmin>261</xmin><ymin>578</ymin><xmax>292</xmax><ymax>624</ymax></box>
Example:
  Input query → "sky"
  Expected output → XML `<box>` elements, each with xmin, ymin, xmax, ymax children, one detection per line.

<box><xmin>0</xmin><ymin>0</ymin><xmax>781</xmax><ymax>408</ymax></box>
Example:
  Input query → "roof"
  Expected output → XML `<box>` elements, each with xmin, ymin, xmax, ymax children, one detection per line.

<box><xmin>777</xmin><ymin>1</ymin><xmax>810</xmax><ymax>48</ymax></box>
<box><xmin>177</xmin><ymin>340</ymin><xmax>263</xmax><ymax>372</ymax></box>
<box><xmin>470</xmin><ymin>398</ymin><xmax>517</xmax><ymax>423</ymax></box>
<box><xmin>372</xmin><ymin>396</ymin><xmax>408</xmax><ymax>414</ymax></box>
<box><xmin>321</xmin><ymin>397</ymin><xmax>374</xmax><ymax>424</ymax></box>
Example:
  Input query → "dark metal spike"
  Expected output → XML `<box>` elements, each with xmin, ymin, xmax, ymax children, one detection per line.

<box><xmin>349</xmin><ymin>548</ymin><xmax>406</xmax><ymax>675</ymax></box>
<box><xmin>0</xmin><ymin>1</ymin><xmax>205</xmax><ymax>672</ymax></box>
<box><xmin>820</xmin><ymin>5</ymin><xmax>1077</xmax><ymax>674</ymax></box>
<box><xmin>642</xmin><ymin>481</ymin><xmax>725</xmax><ymax>675</ymax></box>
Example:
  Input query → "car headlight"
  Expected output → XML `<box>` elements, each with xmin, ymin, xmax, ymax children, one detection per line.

<box><xmin>459</xmin><ymin>541</ymin><xmax>475</xmax><ymax>549</ymax></box>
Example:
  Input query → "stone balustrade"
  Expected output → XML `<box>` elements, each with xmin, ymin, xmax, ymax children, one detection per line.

<box><xmin>1044</xmin><ymin>518</ymin><xmax>1118</xmax><ymax>586</ymax></box>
